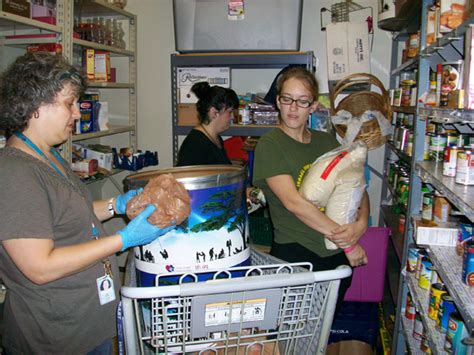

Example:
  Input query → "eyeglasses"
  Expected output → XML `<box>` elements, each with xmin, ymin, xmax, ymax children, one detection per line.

<box><xmin>278</xmin><ymin>96</ymin><xmax>314</xmax><ymax>108</ymax></box>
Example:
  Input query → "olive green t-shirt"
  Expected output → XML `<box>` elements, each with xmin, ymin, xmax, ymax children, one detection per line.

<box><xmin>253</xmin><ymin>128</ymin><xmax>341</xmax><ymax>258</ymax></box>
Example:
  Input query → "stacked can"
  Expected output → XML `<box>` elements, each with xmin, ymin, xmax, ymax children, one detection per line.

<box><xmin>415</xmin><ymin>249</ymin><xmax>429</xmax><ymax>279</ymax></box>
<box><xmin>456</xmin><ymin>149</ymin><xmax>474</xmax><ymax>186</ymax></box>
<box><xmin>407</xmin><ymin>245</ymin><xmax>421</xmax><ymax>273</ymax></box>
<box><xmin>428</xmin><ymin>283</ymin><xmax>447</xmax><ymax>321</ymax></box>
<box><xmin>437</xmin><ymin>294</ymin><xmax>456</xmax><ymax>333</ymax></box>
<box><xmin>462</xmin><ymin>240</ymin><xmax>474</xmax><ymax>286</ymax></box>
<box><xmin>405</xmin><ymin>291</ymin><xmax>416</xmax><ymax>320</ymax></box>
<box><xmin>445</xmin><ymin>312</ymin><xmax>468</xmax><ymax>354</ymax></box>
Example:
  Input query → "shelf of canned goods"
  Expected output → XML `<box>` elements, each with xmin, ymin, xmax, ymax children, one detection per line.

<box><xmin>406</xmin><ymin>272</ymin><xmax>447</xmax><ymax>354</ymax></box>
<box><xmin>401</xmin><ymin>317</ymin><xmax>426</xmax><ymax>355</ymax></box>
<box><xmin>415</xmin><ymin>162</ymin><xmax>474</xmax><ymax>221</ymax></box>
<box><xmin>427</xmin><ymin>246</ymin><xmax>474</xmax><ymax>332</ymax></box>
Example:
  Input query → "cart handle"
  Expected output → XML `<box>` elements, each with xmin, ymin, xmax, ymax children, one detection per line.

<box><xmin>121</xmin><ymin>265</ymin><xmax>351</xmax><ymax>299</ymax></box>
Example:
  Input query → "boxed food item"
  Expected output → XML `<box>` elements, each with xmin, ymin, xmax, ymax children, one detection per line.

<box><xmin>94</xmin><ymin>51</ymin><xmax>111</xmax><ymax>82</ymax></box>
<box><xmin>2</xmin><ymin>0</ymin><xmax>30</xmax><ymax>18</ymax></box>
<box><xmin>414</xmin><ymin>217</ymin><xmax>458</xmax><ymax>246</ymax></box>
<box><xmin>83</xmin><ymin>145</ymin><xmax>114</xmax><ymax>171</ymax></box>
<box><xmin>83</xmin><ymin>49</ymin><xmax>95</xmax><ymax>81</ymax></box>
<box><xmin>439</xmin><ymin>0</ymin><xmax>467</xmax><ymax>33</ymax></box>
<box><xmin>177</xmin><ymin>67</ymin><xmax>230</xmax><ymax>103</ymax></box>
<box><xmin>173</xmin><ymin>0</ymin><xmax>302</xmax><ymax>52</ymax></box>
<box><xmin>26</xmin><ymin>43</ymin><xmax>62</xmax><ymax>55</ymax></box>
<box><xmin>326</xmin><ymin>22</ymin><xmax>370</xmax><ymax>82</ymax></box>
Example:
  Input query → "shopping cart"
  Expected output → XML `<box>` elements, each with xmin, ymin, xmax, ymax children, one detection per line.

<box><xmin>120</xmin><ymin>248</ymin><xmax>352</xmax><ymax>354</ymax></box>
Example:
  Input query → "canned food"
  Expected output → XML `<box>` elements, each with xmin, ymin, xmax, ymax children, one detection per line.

<box><xmin>428</xmin><ymin>265</ymin><xmax>439</xmax><ymax>286</ymax></box>
<box><xmin>455</xmin><ymin>149</ymin><xmax>474</xmax><ymax>185</ymax></box>
<box><xmin>423</xmin><ymin>135</ymin><xmax>430</xmax><ymax>160</ymax></box>
<box><xmin>428</xmin><ymin>282</ymin><xmax>447</xmax><ymax>320</ymax></box>
<box><xmin>445</xmin><ymin>312</ymin><xmax>468</xmax><ymax>354</ymax></box>
<box><xmin>420</xmin><ymin>184</ymin><xmax>430</xmax><ymax>213</ymax></box>
<box><xmin>433</xmin><ymin>195</ymin><xmax>451</xmax><ymax>224</ymax></box>
<box><xmin>398</xmin><ymin>214</ymin><xmax>406</xmax><ymax>234</ymax></box>
<box><xmin>405</xmin><ymin>292</ymin><xmax>416</xmax><ymax>320</ymax></box>
<box><xmin>438</xmin><ymin>294</ymin><xmax>456</xmax><ymax>333</ymax></box>
<box><xmin>443</xmin><ymin>146</ymin><xmax>460</xmax><ymax>177</ymax></box>
<box><xmin>415</xmin><ymin>250</ymin><xmax>428</xmax><ymax>279</ymax></box>
<box><xmin>419</xmin><ymin>258</ymin><xmax>433</xmax><ymax>290</ymax></box>
<box><xmin>440</xmin><ymin>61</ymin><xmax>464</xmax><ymax>107</ymax></box>
<box><xmin>422</xmin><ymin>193</ymin><xmax>434</xmax><ymax>222</ymax></box>
<box><xmin>407</xmin><ymin>245</ymin><xmax>420</xmax><ymax>273</ymax></box>
<box><xmin>406</xmin><ymin>132</ymin><xmax>413</xmax><ymax>156</ymax></box>
<box><xmin>413</xmin><ymin>311</ymin><xmax>423</xmax><ymax>340</ymax></box>
<box><xmin>447</xmin><ymin>134</ymin><xmax>459</xmax><ymax>147</ymax></box>
<box><xmin>397</xmin><ymin>177</ymin><xmax>410</xmax><ymax>208</ymax></box>
<box><xmin>426</xmin><ymin>121</ymin><xmax>437</xmax><ymax>134</ymax></box>
<box><xmin>420</xmin><ymin>334</ymin><xmax>432</xmax><ymax>353</ymax></box>
<box><xmin>429</xmin><ymin>134</ymin><xmax>448</xmax><ymax>161</ymax></box>
<box><xmin>462</xmin><ymin>240</ymin><xmax>474</xmax><ymax>286</ymax></box>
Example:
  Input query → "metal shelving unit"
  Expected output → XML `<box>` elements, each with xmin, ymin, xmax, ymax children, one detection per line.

<box><xmin>170</xmin><ymin>51</ymin><xmax>315</xmax><ymax>164</ymax></box>
<box><xmin>382</xmin><ymin>3</ymin><xmax>474</xmax><ymax>353</ymax></box>
<box><xmin>0</xmin><ymin>0</ymin><xmax>137</xmax><ymax>183</ymax></box>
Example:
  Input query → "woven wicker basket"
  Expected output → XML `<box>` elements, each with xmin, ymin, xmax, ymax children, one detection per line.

<box><xmin>330</xmin><ymin>73</ymin><xmax>391</xmax><ymax>150</ymax></box>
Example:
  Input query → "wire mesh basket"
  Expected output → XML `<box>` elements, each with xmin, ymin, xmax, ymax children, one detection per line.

<box><xmin>330</xmin><ymin>72</ymin><xmax>391</xmax><ymax>150</ymax></box>
<box><xmin>120</xmin><ymin>248</ymin><xmax>351</xmax><ymax>355</ymax></box>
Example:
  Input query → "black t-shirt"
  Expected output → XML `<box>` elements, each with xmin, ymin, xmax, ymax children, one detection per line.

<box><xmin>177</xmin><ymin>129</ymin><xmax>231</xmax><ymax>166</ymax></box>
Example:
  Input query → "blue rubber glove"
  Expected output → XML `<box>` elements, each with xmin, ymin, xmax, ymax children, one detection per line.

<box><xmin>115</xmin><ymin>188</ymin><xmax>143</xmax><ymax>215</ymax></box>
<box><xmin>118</xmin><ymin>205</ymin><xmax>174</xmax><ymax>252</ymax></box>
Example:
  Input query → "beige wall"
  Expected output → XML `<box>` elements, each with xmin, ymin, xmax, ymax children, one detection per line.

<box><xmin>125</xmin><ymin>0</ymin><xmax>393</xmax><ymax>225</ymax></box>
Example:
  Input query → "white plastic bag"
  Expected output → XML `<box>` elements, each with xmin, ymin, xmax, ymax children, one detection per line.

<box><xmin>299</xmin><ymin>141</ymin><xmax>368</xmax><ymax>249</ymax></box>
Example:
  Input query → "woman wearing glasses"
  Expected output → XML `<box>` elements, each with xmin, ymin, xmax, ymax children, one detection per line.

<box><xmin>253</xmin><ymin>67</ymin><xmax>369</xmax><ymax>308</ymax></box>
<box><xmin>177</xmin><ymin>82</ymin><xmax>239</xmax><ymax>166</ymax></box>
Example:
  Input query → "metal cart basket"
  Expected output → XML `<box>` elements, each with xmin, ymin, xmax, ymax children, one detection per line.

<box><xmin>120</xmin><ymin>248</ymin><xmax>352</xmax><ymax>354</ymax></box>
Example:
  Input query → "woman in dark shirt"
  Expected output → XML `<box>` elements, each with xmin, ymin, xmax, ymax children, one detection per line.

<box><xmin>177</xmin><ymin>82</ymin><xmax>239</xmax><ymax>166</ymax></box>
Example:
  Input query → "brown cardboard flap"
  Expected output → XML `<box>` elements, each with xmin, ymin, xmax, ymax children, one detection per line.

<box><xmin>326</xmin><ymin>340</ymin><xmax>373</xmax><ymax>355</ymax></box>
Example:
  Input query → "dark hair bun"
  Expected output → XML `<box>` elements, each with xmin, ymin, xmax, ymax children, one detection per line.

<box><xmin>191</xmin><ymin>81</ymin><xmax>211</xmax><ymax>100</ymax></box>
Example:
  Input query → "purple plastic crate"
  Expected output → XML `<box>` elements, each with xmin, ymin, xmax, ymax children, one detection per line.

<box><xmin>343</xmin><ymin>227</ymin><xmax>391</xmax><ymax>302</ymax></box>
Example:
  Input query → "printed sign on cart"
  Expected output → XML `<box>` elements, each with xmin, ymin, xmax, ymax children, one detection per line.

<box><xmin>205</xmin><ymin>298</ymin><xmax>267</xmax><ymax>326</ymax></box>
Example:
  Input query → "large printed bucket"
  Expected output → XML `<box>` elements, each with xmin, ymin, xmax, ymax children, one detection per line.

<box><xmin>124</xmin><ymin>165</ymin><xmax>251</xmax><ymax>286</ymax></box>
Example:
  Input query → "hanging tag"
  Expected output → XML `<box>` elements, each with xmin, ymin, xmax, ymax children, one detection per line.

<box><xmin>97</xmin><ymin>275</ymin><xmax>116</xmax><ymax>306</ymax></box>
<box><xmin>228</xmin><ymin>1</ymin><xmax>245</xmax><ymax>20</ymax></box>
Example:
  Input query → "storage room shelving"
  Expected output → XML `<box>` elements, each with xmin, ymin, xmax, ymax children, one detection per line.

<box><xmin>170</xmin><ymin>51</ymin><xmax>315</xmax><ymax>163</ymax></box>
<box><xmin>378</xmin><ymin>1</ymin><xmax>474</xmax><ymax>353</ymax></box>
<box><xmin>0</xmin><ymin>0</ymin><xmax>137</xmax><ymax>184</ymax></box>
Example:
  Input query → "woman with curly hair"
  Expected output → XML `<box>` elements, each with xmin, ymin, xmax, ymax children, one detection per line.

<box><xmin>0</xmin><ymin>52</ymin><xmax>174</xmax><ymax>354</ymax></box>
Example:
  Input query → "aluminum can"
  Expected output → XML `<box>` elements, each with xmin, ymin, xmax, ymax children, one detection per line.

<box><xmin>445</xmin><ymin>312</ymin><xmax>468</xmax><ymax>354</ymax></box>
<box><xmin>462</xmin><ymin>240</ymin><xmax>474</xmax><ymax>286</ymax></box>
<box><xmin>443</xmin><ymin>146</ymin><xmax>460</xmax><ymax>177</ymax></box>
<box><xmin>428</xmin><ymin>282</ymin><xmax>447</xmax><ymax>320</ymax></box>
<box><xmin>438</xmin><ymin>294</ymin><xmax>456</xmax><ymax>333</ymax></box>
<box><xmin>456</xmin><ymin>149</ymin><xmax>474</xmax><ymax>185</ymax></box>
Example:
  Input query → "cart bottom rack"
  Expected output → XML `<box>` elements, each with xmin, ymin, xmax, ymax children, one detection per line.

<box><xmin>120</xmin><ymin>248</ymin><xmax>352</xmax><ymax>354</ymax></box>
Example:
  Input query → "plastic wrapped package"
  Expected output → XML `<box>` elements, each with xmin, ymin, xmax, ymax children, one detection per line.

<box><xmin>126</xmin><ymin>174</ymin><xmax>190</xmax><ymax>228</ymax></box>
<box><xmin>299</xmin><ymin>142</ymin><xmax>368</xmax><ymax>249</ymax></box>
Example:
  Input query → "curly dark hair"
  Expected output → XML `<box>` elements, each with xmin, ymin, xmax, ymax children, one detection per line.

<box><xmin>191</xmin><ymin>82</ymin><xmax>239</xmax><ymax>125</ymax></box>
<box><xmin>0</xmin><ymin>52</ymin><xmax>87</xmax><ymax>135</ymax></box>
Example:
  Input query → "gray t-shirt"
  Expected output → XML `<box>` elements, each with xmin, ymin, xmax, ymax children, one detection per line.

<box><xmin>0</xmin><ymin>147</ymin><xmax>120</xmax><ymax>354</ymax></box>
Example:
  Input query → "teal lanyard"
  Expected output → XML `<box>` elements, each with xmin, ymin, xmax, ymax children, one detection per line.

<box><xmin>14</xmin><ymin>131</ymin><xmax>67</xmax><ymax>179</ymax></box>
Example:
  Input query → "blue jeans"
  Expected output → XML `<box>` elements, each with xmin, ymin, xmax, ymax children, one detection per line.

<box><xmin>87</xmin><ymin>338</ymin><xmax>113</xmax><ymax>355</ymax></box>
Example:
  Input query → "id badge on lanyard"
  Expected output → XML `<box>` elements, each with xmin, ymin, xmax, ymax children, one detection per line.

<box><xmin>92</xmin><ymin>223</ymin><xmax>116</xmax><ymax>306</ymax></box>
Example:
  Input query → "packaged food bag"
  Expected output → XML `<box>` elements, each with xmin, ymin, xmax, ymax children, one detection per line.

<box><xmin>299</xmin><ymin>142</ymin><xmax>368</xmax><ymax>249</ymax></box>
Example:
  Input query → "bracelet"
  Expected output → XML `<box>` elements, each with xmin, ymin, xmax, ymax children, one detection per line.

<box><xmin>107</xmin><ymin>198</ymin><xmax>115</xmax><ymax>216</ymax></box>
<box><xmin>343</xmin><ymin>245</ymin><xmax>356</xmax><ymax>254</ymax></box>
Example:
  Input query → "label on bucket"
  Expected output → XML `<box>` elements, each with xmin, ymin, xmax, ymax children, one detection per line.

<box><xmin>134</xmin><ymin>180</ymin><xmax>250</xmax><ymax>275</ymax></box>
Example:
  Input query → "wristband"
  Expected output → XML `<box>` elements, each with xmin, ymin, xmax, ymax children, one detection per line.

<box><xmin>343</xmin><ymin>244</ymin><xmax>356</xmax><ymax>254</ymax></box>
<box><xmin>107</xmin><ymin>198</ymin><xmax>115</xmax><ymax>216</ymax></box>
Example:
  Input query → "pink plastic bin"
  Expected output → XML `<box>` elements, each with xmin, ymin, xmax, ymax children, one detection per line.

<box><xmin>343</xmin><ymin>227</ymin><xmax>391</xmax><ymax>302</ymax></box>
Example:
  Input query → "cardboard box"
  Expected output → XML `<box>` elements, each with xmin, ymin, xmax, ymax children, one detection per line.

<box><xmin>439</xmin><ymin>0</ymin><xmax>467</xmax><ymax>33</ymax></box>
<box><xmin>326</xmin><ymin>22</ymin><xmax>370</xmax><ymax>82</ymax></box>
<box><xmin>414</xmin><ymin>218</ymin><xmax>458</xmax><ymax>246</ymax></box>
<box><xmin>83</xmin><ymin>147</ymin><xmax>113</xmax><ymax>171</ymax></box>
<box><xmin>83</xmin><ymin>49</ymin><xmax>95</xmax><ymax>81</ymax></box>
<box><xmin>177</xmin><ymin>103</ymin><xmax>199</xmax><ymax>126</ymax></box>
<box><xmin>177</xmin><ymin>67</ymin><xmax>230</xmax><ymax>103</ymax></box>
<box><xmin>326</xmin><ymin>340</ymin><xmax>373</xmax><ymax>355</ymax></box>
<box><xmin>94</xmin><ymin>51</ymin><xmax>111</xmax><ymax>82</ymax></box>
<box><xmin>2</xmin><ymin>0</ymin><xmax>30</xmax><ymax>18</ymax></box>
